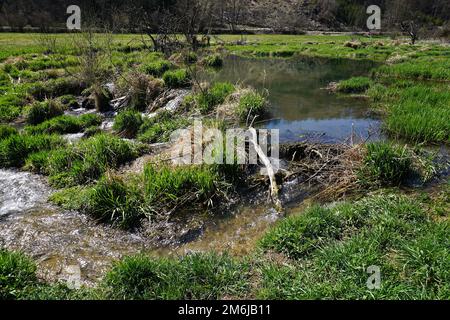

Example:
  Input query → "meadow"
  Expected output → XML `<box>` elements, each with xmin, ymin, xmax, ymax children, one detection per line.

<box><xmin>0</xmin><ymin>32</ymin><xmax>448</xmax><ymax>300</ymax></box>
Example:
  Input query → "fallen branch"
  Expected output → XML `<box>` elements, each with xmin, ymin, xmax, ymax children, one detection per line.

<box><xmin>248</xmin><ymin>127</ymin><xmax>283</xmax><ymax>212</ymax></box>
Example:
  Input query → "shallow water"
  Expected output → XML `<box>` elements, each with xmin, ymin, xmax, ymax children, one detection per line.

<box><xmin>0</xmin><ymin>170</ymin><xmax>51</xmax><ymax>217</ymax></box>
<box><xmin>203</xmin><ymin>55</ymin><xmax>382</xmax><ymax>143</ymax></box>
<box><xmin>0</xmin><ymin>56</ymin><xmax>389</xmax><ymax>285</ymax></box>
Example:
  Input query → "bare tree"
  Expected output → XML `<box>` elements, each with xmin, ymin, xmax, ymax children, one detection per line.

<box><xmin>222</xmin><ymin>0</ymin><xmax>247</xmax><ymax>33</ymax></box>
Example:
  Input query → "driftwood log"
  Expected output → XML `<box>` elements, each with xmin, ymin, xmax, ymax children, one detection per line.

<box><xmin>248</xmin><ymin>127</ymin><xmax>283</xmax><ymax>212</ymax></box>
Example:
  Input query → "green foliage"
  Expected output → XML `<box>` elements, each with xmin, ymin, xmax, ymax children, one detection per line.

<box><xmin>162</xmin><ymin>69</ymin><xmax>191</xmax><ymax>88</ymax></box>
<box><xmin>113</xmin><ymin>110</ymin><xmax>144</xmax><ymax>138</ymax></box>
<box><xmin>46</xmin><ymin>134</ymin><xmax>138</xmax><ymax>187</ymax></box>
<box><xmin>25</xmin><ymin>100</ymin><xmax>64</xmax><ymax>125</ymax></box>
<box><xmin>0</xmin><ymin>250</ymin><xmax>37</xmax><ymax>300</ymax></box>
<box><xmin>201</xmin><ymin>54</ymin><xmax>224</xmax><ymax>68</ymax></box>
<box><xmin>141</xmin><ymin>60</ymin><xmax>171</xmax><ymax>77</ymax></box>
<box><xmin>25</xmin><ymin>114</ymin><xmax>102</xmax><ymax>135</ymax></box>
<box><xmin>257</xmin><ymin>193</ymin><xmax>449</xmax><ymax>299</ymax></box>
<box><xmin>337</xmin><ymin>76</ymin><xmax>372</xmax><ymax>93</ymax></box>
<box><xmin>0</xmin><ymin>124</ymin><xmax>18</xmax><ymax>140</ymax></box>
<box><xmin>104</xmin><ymin>253</ymin><xmax>249</xmax><ymax>300</ymax></box>
<box><xmin>360</xmin><ymin>142</ymin><xmax>413</xmax><ymax>187</ymax></box>
<box><xmin>138</xmin><ymin>111</ymin><xmax>190</xmax><ymax>143</ymax></box>
<box><xmin>197</xmin><ymin>82</ymin><xmax>235</xmax><ymax>114</ymax></box>
<box><xmin>58</xmin><ymin>94</ymin><xmax>79</xmax><ymax>109</ymax></box>
<box><xmin>143</xmin><ymin>164</ymin><xmax>217</xmax><ymax>206</ymax></box>
<box><xmin>0</xmin><ymin>133</ymin><xmax>64</xmax><ymax>168</ymax></box>
<box><xmin>85</xmin><ymin>175</ymin><xmax>146</xmax><ymax>229</ymax></box>
<box><xmin>236</xmin><ymin>91</ymin><xmax>267</xmax><ymax>121</ymax></box>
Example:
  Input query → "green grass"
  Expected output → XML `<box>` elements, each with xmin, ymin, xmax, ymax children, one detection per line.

<box><xmin>85</xmin><ymin>175</ymin><xmax>146</xmax><ymax>229</ymax></box>
<box><xmin>162</xmin><ymin>69</ymin><xmax>191</xmax><ymax>88</ymax></box>
<box><xmin>359</xmin><ymin>142</ymin><xmax>413</xmax><ymax>187</ymax></box>
<box><xmin>104</xmin><ymin>252</ymin><xmax>249</xmax><ymax>300</ymax></box>
<box><xmin>25</xmin><ymin>114</ymin><xmax>102</xmax><ymax>135</ymax></box>
<box><xmin>337</xmin><ymin>76</ymin><xmax>372</xmax><ymax>93</ymax></box>
<box><xmin>236</xmin><ymin>91</ymin><xmax>267</xmax><ymax>121</ymax></box>
<box><xmin>201</xmin><ymin>54</ymin><xmax>224</xmax><ymax>68</ymax></box>
<box><xmin>46</xmin><ymin>134</ymin><xmax>138</xmax><ymax>187</ymax></box>
<box><xmin>0</xmin><ymin>133</ymin><xmax>65</xmax><ymax>168</ymax></box>
<box><xmin>140</xmin><ymin>59</ymin><xmax>172</xmax><ymax>77</ymax></box>
<box><xmin>24</xmin><ymin>99</ymin><xmax>64</xmax><ymax>125</ymax></box>
<box><xmin>144</xmin><ymin>163</ymin><xmax>218</xmax><ymax>207</ymax></box>
<box><xmin>0</xmin><ymin>124</ymin><xmax>18</xmax><ymax>139</ymax></box>
<box><xmin>58</xmin><ymin>94</ymin><xmax>79</xmax><ymax>109</ymax></box>
<box><xmin>28</xmin><ymin>77</ymin><xmax>85</xmax><ymax>100</ymax></box>
<box><xmin>0</xmin><ymin>249</ymin><xmax>94</xmax><ymax>300</ymax></box>
<box><xmin>196</xmin><ymin>82</ymin><xmax>235</xmax><ymax>114</ymax></box>
<box><xmin>376</xmin><ymin>56</ymin><xmax>450</xmax><ymax>81</ymax></box>
<box><xmin>113</xmin><ymin>110</ymin><xmax>143</xmax><ymax>138</ymax></box>
<box><xmin>0</xmin><ymin>250</ymin><xmax>37</xmax><ymax>300</ymax></box>
<box><xmin>138</xmin><ymin>111</ymin><xmax>190</xmax><ymax>143</ymax></box>
<box><xmin>367</xmin><ymin>82</ymin><xmax>450</xmax><ymax>143</ymax></box>
<box><xmin>257</xmin><ymin>193</ymin><xmax>449</xmax><ymax>299</ymax></box>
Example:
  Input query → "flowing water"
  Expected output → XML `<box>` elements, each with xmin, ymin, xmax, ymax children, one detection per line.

<box><xmin>0</xmin><ymin>56</ymin><xmax>384</xmax><ymax>285</ymax></box>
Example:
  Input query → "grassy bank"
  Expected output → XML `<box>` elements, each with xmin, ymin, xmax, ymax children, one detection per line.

<box><xmin>0</xmin><ymin>33</ymin><xmax>448</xmax><ymax>301</ymax></box>
<box><xmin>2</xmin><ymin>185</ymin><xmax>448</xmax><ymax>300</ymax></box>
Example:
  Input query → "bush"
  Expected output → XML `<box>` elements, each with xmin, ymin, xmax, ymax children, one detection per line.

<box><xmin>0</xmin><ymin>250</ymin><xmax>37</xmax><ymax>300</ymax></box>
<box><xmin>236</xmin><ymin>91</ymin><xmax>267</xmax><ymax>121</ymax></box>
<box><xmin>162</xmin><ymin>69</ymin><xmax>191</xmax><ymax>88</ymax></box>
<box><xmin>360</xmin><ymin>142</ymin><xmax>413</xmax><ymax>186</ymax></box>
<box><xmin>197</xmin><ymin>82</ymin><xmax>235</xmax><ymax>114</ymax></box>
<box><xmin>25</xmin><ymin>100</ymin><xmax>64</xmax><ymax>125</ymax></box>
<box><xmin>337</xmin><ymin>77</ymin><xmax>372</xmax><ymax>94</ymax></box>
<box><xmin>113</xmin><ymin>110</ymin><xmax>144</xmax><ymax>138</ymax></box>
<box><xmin>104</xmin><ymin>252</ymin><xmax>249</xmax><ymax>300</ymax></box>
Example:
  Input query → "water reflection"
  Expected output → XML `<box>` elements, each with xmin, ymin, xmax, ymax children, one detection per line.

<box><xmin>203</xmin><ymin>55</ymin><xmax>382</xmax><ymax>142</ymax></box>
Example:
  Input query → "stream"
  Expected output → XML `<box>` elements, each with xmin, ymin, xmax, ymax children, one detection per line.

<box><xmin>0</xmin><ymin>56</ymin><xmax>395</xmax><ymax>285</ymax></box>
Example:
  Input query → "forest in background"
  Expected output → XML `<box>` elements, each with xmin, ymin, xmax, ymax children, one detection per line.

<box><xmin>0</xmin><ymin>0</ymin><xmax>449</xmax><ymax>35</ymax></box>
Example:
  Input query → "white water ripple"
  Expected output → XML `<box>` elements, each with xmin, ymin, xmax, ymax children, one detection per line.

<box><xmin>0</xmin><ymin>169</ymin><xmax>51</xmax><ymax>216</ymax></box>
